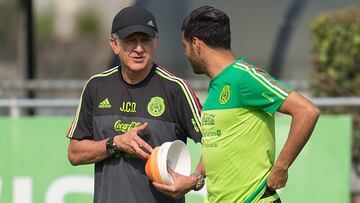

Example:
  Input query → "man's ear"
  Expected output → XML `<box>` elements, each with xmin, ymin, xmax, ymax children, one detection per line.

<box><xmin>192</xmin><ymin>37</ymin><xmax>201</xmax><ymax>55</ymax></box>
<box><xmin>109</xmin><ymin>38</ymin><xmax>119</xmax><ymax>54</ymax></box>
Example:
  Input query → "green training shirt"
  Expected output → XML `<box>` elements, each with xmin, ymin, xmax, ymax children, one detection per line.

<box><xmin>201</xmin><ymin>58</ymin><xmax>293</xmax><ymax>203</ymax></box>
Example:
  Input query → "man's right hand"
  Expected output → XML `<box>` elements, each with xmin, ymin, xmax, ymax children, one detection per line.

<box><xmin>114</xmin><ymin>122</ymin><xmax>153</xmax><ymax>159</ymax></box>
<box><xmin>152</xmin><ymin>168</ymin><xmax>197</xmax><ymax>199</ymax></box>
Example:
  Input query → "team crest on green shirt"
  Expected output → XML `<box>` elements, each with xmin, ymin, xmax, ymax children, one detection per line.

<box><xmin>147</xmin><ymin>96</ymin><xmax>165</xmax><ymax>117</ymax></box>
<box><xmin>219</xmin><ymin>84</ymin><xmax>231</xmax><ymax>104</ymax></box>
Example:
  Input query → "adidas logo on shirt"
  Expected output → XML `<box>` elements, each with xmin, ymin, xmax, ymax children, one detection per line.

<box><xmin>98</xmin><ymin>98</ymin><xmax>112</xmax><ymax>109</ymax></box>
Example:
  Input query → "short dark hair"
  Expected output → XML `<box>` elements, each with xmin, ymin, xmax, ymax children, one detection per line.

<box><xmin>182</xmin><ymin>6</ymin><xmax>231</xmax><ymax>49</ymax></box>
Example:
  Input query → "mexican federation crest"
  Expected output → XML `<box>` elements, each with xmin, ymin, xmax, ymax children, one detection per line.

<box><xmin>219</xmin><ymin>84</ymin><xmax>231</xmax><ymax>104</ymax></box>
<box><xmin>147</xmin><ymin>96</ymin><xmax>165</xmax><ymax>117</ymax></box>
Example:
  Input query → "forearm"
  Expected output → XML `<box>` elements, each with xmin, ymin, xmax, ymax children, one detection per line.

<box><xmin>276</xmin><ymin>116</ymin><xmax>316</xmax><ymax>169</ymax></box>
<box><xmin>276</xmin><ymin>98</ymin><xmax>320</xmax><ymax>169</ymax></box>
<box><xmin>194</xmin><ymin>156</ymin><xmax>206</xmax><ymax>177</ymax></box>
<box><xmin>68</xmin><ymin>138</ymin><xmax>111</xmax><ymax>165</ymax></box>
<box><xmin>189</xmin><ymin>156</ymin><xmax>205</xmax><ymax>190</ymax></box>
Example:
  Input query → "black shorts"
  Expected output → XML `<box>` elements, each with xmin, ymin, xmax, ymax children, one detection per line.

<box><xmin>259</xmin><ymin>187</ymin><xmax>281</xmax><ymax>203</ymax></box>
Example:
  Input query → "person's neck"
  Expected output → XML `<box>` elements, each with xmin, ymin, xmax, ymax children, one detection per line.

<box><xmin>121</xmin><ymin>62</ymin><xmax>153</xmax><ymax>85</ymax></box>
<box><xmin>205</xmin><ymin>49</ymin><xmax>236</xmax><ymax>79</ymax></box>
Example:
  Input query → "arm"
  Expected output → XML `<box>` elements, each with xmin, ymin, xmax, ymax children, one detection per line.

<box><xmin>267</xmin><ymin>91</ymin><xmax>320</xmax><ymax>190</ymax></box>
<box><xmin>68</xmin><ymin>123</ymin><xmax>153</xmax><ymax>166</ymax></box>
<box><xmin>194</xmin><ymin>155</ymin><xmax>206</xmax><ymax>177</ymax></box>
<box><xmin>68</xmin><ymin>138</ymin><xmax>110</xmax><ymax>166</ymax></box>
<box><xmin>152</xmin><ymin>156</ymin><xmax>205</xmax><ymax>199</ymax></box>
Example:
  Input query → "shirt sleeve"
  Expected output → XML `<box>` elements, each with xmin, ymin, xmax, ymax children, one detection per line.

<box><xmin>173</xmin><ymin>82</ymin><xmax>203</xmax><ymax>143</ymax></box>
<box><xmin>239</xmin><ymin>67</ymin><xmax>294</xmax><ymax>115</ymax></box>
<box><xmin>66</xmin><ymin>80</ymin><xmax>94</xmax><ymax>140</ymax></box>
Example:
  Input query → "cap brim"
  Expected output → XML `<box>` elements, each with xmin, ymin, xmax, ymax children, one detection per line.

<box><xmin>116</xmin><ymin>25</ymin><xmax>157</xmax><ymax>38</ymax></box>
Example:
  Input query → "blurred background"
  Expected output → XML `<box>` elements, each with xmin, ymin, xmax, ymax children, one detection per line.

<box><xmin>0</xmin><ymin>0</ymin><xmax>360</xmax><ymax>202</ymax></box>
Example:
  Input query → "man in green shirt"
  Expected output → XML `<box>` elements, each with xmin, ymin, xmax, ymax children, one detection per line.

<box><xmin>153</xmin><ymin>5</ymin><xmax>320</xmax><ymax>203</ymax></box>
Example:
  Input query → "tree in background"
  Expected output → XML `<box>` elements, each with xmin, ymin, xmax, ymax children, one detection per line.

<box><xmin>311</xmin><ymin>6</ymin><xmax>360</xmax><ymax>165</ymax></box>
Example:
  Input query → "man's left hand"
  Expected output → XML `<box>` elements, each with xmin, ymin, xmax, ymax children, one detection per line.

<box><xmin>152</xmin><ymin>168</ymin><xmax>197</xmax><ymax>199</ymax></box>
<box><xmin>266</xmin><ymin>165</ymin><xmax>288</xmax><ymax>191</ymax></box>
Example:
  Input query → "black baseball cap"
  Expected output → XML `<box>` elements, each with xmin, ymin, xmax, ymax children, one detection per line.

<box><xmin>111</xmin><ymin>6</ymin><xmax>158</xmax><ymax>38</ymax></box>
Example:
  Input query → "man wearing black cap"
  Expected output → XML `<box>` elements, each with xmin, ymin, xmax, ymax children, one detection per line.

<box><xmin>66</xmin><ymin>6</ymin><xmax>204</xmax><ymax>203</ymax></box>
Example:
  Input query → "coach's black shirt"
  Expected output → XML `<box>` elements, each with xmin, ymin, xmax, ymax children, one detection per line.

<box><xmin>67</xmin><ymin>64</ymin><xmax>202</xmax><ymax>203</ymax></box>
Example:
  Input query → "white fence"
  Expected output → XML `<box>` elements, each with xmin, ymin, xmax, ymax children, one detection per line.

<box><xmin>0</xmin><ymin>80</ymin><xmax>359</xmax><ymax>117</ymax></box>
